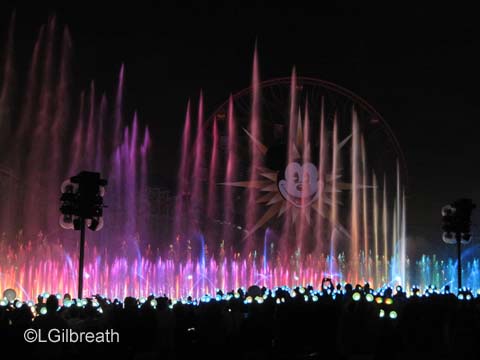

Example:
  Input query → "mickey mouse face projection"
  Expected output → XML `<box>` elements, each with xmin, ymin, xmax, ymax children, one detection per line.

<box><xmin>223</xmin><ymin>124</ymin><xmax>345</xmax><ymax>237</ymax></box>
<box><xmin>278</xmin><ymin>162</ymin><xmax>322</xmax><ymax>207</ymax></box>
<box><xmin>223</xmin><ymin>111</ymin><xmax>354</xmax><ymax>237</ymax></box>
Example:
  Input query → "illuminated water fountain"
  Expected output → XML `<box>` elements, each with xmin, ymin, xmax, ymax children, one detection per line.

<box><xmin>0</xmin><ymin>16</ymin><xmax>457</xmax><ymax>300</ymax></box>
<box><xmin>173</xmin><ymin>48</ymin><xmax>408</xmax><ymax>291</ymax></box>
<box><xmin>0</xmin><ymin>17</ymin><xmax>151</xmax><ymax>296</ymax></box>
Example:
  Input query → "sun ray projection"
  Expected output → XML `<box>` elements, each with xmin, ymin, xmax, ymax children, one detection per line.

<box><xmin>222</xmin><ymin>114</ymin><xmax>366</xmax><ymax>239</ymax></box>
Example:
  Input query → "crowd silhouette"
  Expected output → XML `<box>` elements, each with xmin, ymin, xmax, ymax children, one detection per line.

<box><xmin>1</xmin><ymin>280</ymin><xmax>478</xmax><ymax>359</ymax></box>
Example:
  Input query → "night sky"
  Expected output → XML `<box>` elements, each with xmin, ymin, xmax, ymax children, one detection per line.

<box><xmin>1</xmin><ymin>3</ymin><xmax>480</xmax><ymax>258</ymax></box>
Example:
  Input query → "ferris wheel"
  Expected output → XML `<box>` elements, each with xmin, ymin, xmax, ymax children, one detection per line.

<box><xmin>185</xmin><ymin>76</ymin><xmax>407</xmax><ymax>257</ymax></box>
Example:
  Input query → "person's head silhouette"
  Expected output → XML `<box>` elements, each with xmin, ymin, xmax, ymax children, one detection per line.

<box><xmin>46</xmin><ymin>294</ymin><xmax>59</xmax><ymax>313</ymax></box>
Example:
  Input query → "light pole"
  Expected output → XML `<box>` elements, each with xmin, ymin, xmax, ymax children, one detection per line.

<box><xmin>442</xmin><ymin>199</ymin><xmax>476</xmax><ymax>290</ymax></box>
<box><xmin>60</xmin><ymin>171</ymin><xmax>107</xmax><ymax>299</ymax></box>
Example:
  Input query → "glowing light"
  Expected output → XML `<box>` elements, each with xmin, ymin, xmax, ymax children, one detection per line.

<box><xmin>63</xmin><ymin>300</ymin><xmax>72</xmax><ymax>308</ymax></box>
<box><xmin>385</xmin><ymin>298</ymin><xmax>393</xmax><ymax>305</ymax></box>
<box><xmin>366</xmin><ymin>294</ymin><xmax>374</xmax><ymax>302</ymax></box>
<box><xmin>389</xmin><ymin>310</ymin><xmax>397</xmax><ymax>319</ymax></box>
<box><xmin>40</xmin><ymin>307</ymin><xmax>47</xmax><ymax>315</ymax></box>
<box><xmin>150</xmin><ymin>299</ymin><xmax>157</xmax><ymax>307</ymax></box>
<box><xmin>458</xmin><ymin>294</ymin><xmax>464</xmax><ymax>300</ymax></box>
<box><xmin>375</xmin><ymin>297</ymin><xmax>383</xmax><ymax>304</ymax></box>
<box><xmin>3</xmin><ymin>288</ymin><xmax>17</xmax><ymax>302</ymax></box>
<box><xmin>312</xmin><ymin>295</ymin><xmax>318</xmax><ymax>302</ymax></box>
<box><xmin>379</xmin><ymin>309</ymin><xmax>385</xmax><ymax>318</ymax></box>
<box><xmin>1</xmin><ymin>299</ymin><xmax>8</xmax><ymax>306</ymax></box>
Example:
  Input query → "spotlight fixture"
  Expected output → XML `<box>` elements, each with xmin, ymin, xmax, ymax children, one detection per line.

<box><xmin>60</xmin><ymin>171</ymin><xmax>107</xmax><ymax>299</ymax></box>
<box><xmin>441</xmin><ymin>198</ymin><xmax>476</xmax><ymax>290</ymax></box>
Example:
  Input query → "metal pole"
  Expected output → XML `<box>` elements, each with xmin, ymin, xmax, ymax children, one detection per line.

<box><xmin>78</xmin><ymin>218</ymin><xmax>86</xmax><ymax>299</ymax></box>
<box><xmin>457</xmin><ymin>238</ymin><xmax>462</xmax><ymax>290</ymax></box>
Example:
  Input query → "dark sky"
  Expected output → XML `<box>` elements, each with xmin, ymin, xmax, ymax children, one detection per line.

<box><xmin>1</xmin><ymin>3</ymin><xmax>480</xmax><ymax>257</ymax></box>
